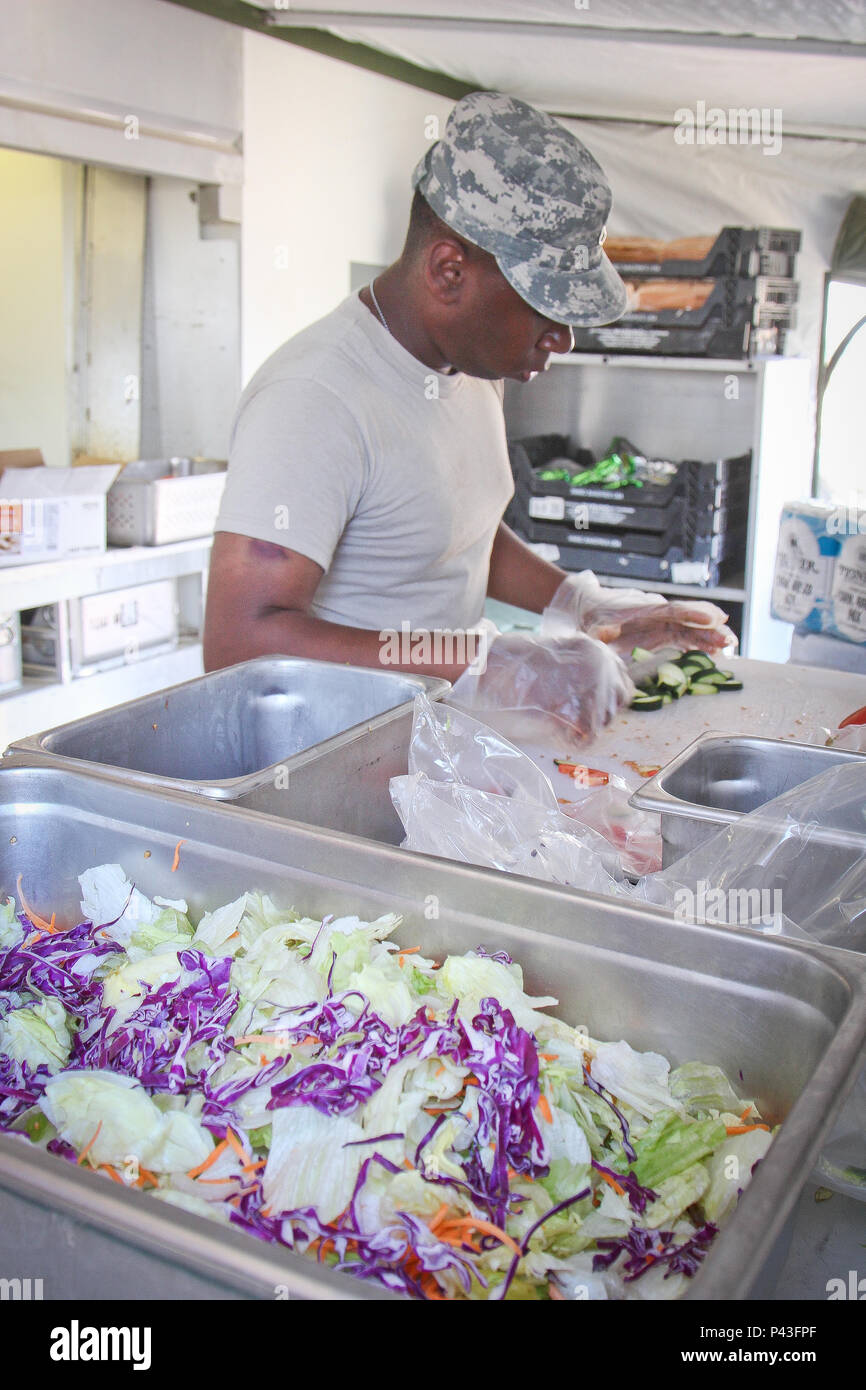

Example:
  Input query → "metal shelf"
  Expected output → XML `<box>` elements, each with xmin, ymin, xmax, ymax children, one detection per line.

<box><xmin>551</xmin><ymin>353</ymin><xmax>761</xmax><ymax>372</ymax></box>
<box><xmin>590</xmin><ymin>572</ymin><xmax>747</xmax><ymax>602</ymax></box>
<box><xmin>1</xmin><ymin>537</ymin><xmax>213</xmax><ymax>612</ymax></box>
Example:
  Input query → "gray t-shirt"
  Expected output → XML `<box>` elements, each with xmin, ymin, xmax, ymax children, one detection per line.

<box><xmin>215</xmin><ymin>293</ymin><xmax>515</xmax><ymax>631</ymax></box>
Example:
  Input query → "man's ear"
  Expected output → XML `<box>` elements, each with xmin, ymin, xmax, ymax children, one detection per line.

<box><xmin>424</xmin><ymin>235</ymin><xmax>471</xmax><ymax>305</ymax></box>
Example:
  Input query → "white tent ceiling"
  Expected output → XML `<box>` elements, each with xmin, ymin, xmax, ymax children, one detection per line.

<box><xmin>244</xmin><ymin>0</ymin><xmax>866</xmax><ymax>139</ymax></box>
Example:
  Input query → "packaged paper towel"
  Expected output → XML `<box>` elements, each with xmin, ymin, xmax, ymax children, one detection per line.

<box><xmin>771</xmin><ymin>501</ymin><xmax>840</xmax><ymax>632</ymax></box>
<box><xmin>829</xmin><ymin>529</ymin><xmax>866</xmax><ymax>644</ymax></box>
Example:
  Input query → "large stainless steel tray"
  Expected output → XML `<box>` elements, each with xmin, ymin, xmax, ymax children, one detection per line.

<box><xmin>5</xmin><ymin>657</ymin><xmax>449</xmax><ymax>843</ymax></box>
<box><xmin>1</xmin><ymin>761</ymin><xmax>864</xmax><ymax>1301</ymax></box>
<box><xmin>629</xmin><ymin>732</ymin><xmax>866</xmax><ymax>867</ymax></box>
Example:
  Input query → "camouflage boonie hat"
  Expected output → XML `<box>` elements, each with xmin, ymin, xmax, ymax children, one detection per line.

<box><xmin>412</xmin><ymin>91</ymin><xmax>627</xmax><ymax>327</ymax></box>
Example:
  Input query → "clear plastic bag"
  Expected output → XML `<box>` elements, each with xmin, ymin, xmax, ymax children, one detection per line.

<box><xmin>391</xmin><ymin>695</ymin><xmax>660</xmax><ymax>885</ymax></box>
<box><xmin>647</xmin><ymin>761</ymin><xmax>866</xmax><ymax>952</ymax></box>
<box><xmin>393</xmin><ymin>697</ymin><xmax>866</xmax><ymax>949</ymax></box>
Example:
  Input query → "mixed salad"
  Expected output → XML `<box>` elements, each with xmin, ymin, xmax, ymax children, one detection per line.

<box><xmin>0</xmin><ymin>866</ymin><xmax>774</xmax><ymax>1300</ymax></box>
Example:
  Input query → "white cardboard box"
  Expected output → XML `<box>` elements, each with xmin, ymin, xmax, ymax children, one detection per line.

<box><xmin>0</xmin><ymin>465</ymin><xmax>121</xmax><ymax>567</ymax></box>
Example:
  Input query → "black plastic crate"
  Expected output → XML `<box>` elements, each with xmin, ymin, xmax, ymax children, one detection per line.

<box><xmin>511</xmin><ymin>480</ymin><xmax>682</xmax><ymax>535</ymax></box>
<box><xmin>569</xmin><ymin>319</ymin><xmax>752</xmax><ymax>358</ymax></box>
<box><xmin>524</xmin><ymin>535</ymin><xmax>710</xmax><ymax>584</ymax></box>
<box><xmin>686</xmin><ymin>500</ymin><xmax>749</xmax><ymax>539</ymax></box>
<box><xmin>605</xmin><ymin>226</ymin><xmax>801</xmax><ymax>280</ymax></box>
<box><xmin>616</xmin><ymin>276</ymin><xmax>798</xmax><ymax>331</ymax></box>
<box><xmin>514</xmin><ymin>512</ymin><xmax>685</xmax><ymax>557</ymax></box>
<box><xmin>681</xmin><ymin>453</ymin><xmax>752</xmax><ymax>489</ymax></box>
<box><xmin>508</xmin><ymin>436</ymin><xmax>681</xmax><ymax>507</ymax></box>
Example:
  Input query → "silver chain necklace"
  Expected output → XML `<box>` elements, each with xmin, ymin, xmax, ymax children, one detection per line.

<box><xmin>369</xmin><ymin>278</ymin><xmax>391</xmax><ymax>336</ymax></box>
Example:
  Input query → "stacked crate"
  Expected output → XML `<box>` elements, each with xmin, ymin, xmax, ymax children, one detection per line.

<box><xmin>570</xmin><ymin>227</ymin><xmax>800</xmax><ymax>358</ymax></box>
<box><xmin>506</xmin><ymin>434</ymin><xmax>751</xmax><ymax>587</ymax></box>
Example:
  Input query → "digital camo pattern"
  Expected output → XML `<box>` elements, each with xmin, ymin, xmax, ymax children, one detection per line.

<box><xmin>412</xmin><ymin>91</ymin><xmax>628</xmax><ymax>327</ymax></box>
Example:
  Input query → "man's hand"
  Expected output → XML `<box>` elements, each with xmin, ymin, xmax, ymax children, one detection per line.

<box><xmin>449</xmin><ymin>629</ymin><xmax>634</xmax><ymax>743</ymax></box>
<box><xmin>541</xmin><ymin>571</ymin><xmax>736</xmax><ymax>658</ymax></box>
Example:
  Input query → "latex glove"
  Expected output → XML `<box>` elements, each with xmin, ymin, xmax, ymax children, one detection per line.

<box><xmin>448</xmin><ymin>629</ymin><xmax>634</xmax><ymax>744</ymax></box>
<box><xmin>542</xmin><ymin>571</ymin><xmax>737</xmax><ymax>658</ymax></box>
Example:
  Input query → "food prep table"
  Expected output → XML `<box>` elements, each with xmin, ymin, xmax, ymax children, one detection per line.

<box><xmin>526</xmin><ymin>655</ymin><xmax>866</xmax><ymax>792</ymax></box>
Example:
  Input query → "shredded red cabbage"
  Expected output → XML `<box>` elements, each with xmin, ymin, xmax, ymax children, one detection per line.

<box><xmin>73</xmin><ymin>949</ymin><xmax>237</xmax><ymax>1094</ymax></box>
<box><xmin>592</xmin><ymin>1220</ymin><xmax>718</xmax><ymax>1281</ymax></box>
<box><xmin>590</xmin><ymin>1159</ymin><xmax>658</xmax><ymax>1214</ymax></box>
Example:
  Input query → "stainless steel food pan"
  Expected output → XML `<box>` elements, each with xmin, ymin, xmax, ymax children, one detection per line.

<box><xmin>629</xmin><ymin>732</ymin><xmax>866</xmax><ymax>867</ymax></box>
<box><xmin>5</xmin><ymin>657</ymin><xmax>450</xmax><ymax>843</ymax></box>
<box><xmin>1</xmin><ymin>761</ymin><xmax>864</xmax><ymax>1301</ymax></box>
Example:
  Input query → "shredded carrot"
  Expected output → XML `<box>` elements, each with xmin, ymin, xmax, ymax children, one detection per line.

<box><xmin>225</xmin><ymin>1127</ymin><xmax>249</xmax><ymax>1163</ymax></box>
<box><xmin>318</xmin><ymin>1238</ymin><xmax>335</xmax><ymax>1262</ymax></box>
<box><xmin>260</xmin><ymin>1206</ymin><xmax>272</xmax><ymax>1217</ymax></box>
<box><xmin>436</xmin><ymin>1217</ymin><xmax>523</xmax><ymax>1258</ymax></box>
<box><xmin>537</xmin><ymin>1094</ymin><xmax>553</xmax><ymax>1125</ymax></box>
<box><xmin>242</xmin><ymin>1158</ymin><xmax>266</xmax><ymax>1176</ymax></box>
<box><xmin>16</xmin><ymin>874</ymin><xmax>56</xmax><ymax>933</ymax></box>
<box><xmin>435</xmin><ymin>1065</ymin><xmax>445</xmax><ymax>1077</ymax></box>
<box><xmin>597</xmin><ymin>1168</ymin><xmax>626</xmax><ymax>1197</ymax></box>
<box><xmin>76</xmin><ymin>1121</ymin><xmax>103</xmax><ymax>1166</ymax></box>
<box><xmin>171</xmin><ymin>839</ymin><xmax>185</xmax><ymax>872</ymax></box>
<box><xmin>101</xmin><ymin>1164</ymin><xmax>123</xmax><ymax>1184</ymax></box>
<box><xmin>403</xmin><ymin>1158</ymin><xmax>413</xmax><ymax>1171</ymax></box>
<box><xmin>135</xmin><ymin>1166</ymin><xmax>159</xmax><ymax>1188</ymax></box>
<box><xmin>226</xmin><ymin>931</ymin><xmax>240</xmax><ymax>940</ymax></box>
<box><xmin>428</xmin><ymin>1203</ymin><xmax>450</xmax><ymax>1233</ymax></box>
<box><xmin>197</xmin><ymin>1175</ymin><xmax>241</xmax><ymax>1186</ymax></box>
<box><xmin>423</xmin><ymin>1106</ymin><xmax>460</xmax><ymax>1116</ymax></box>
<box><xmin>539</xmin><ymin>1054</ymin><xmax>559</xmax><ymax>1062</ymax></box>
<box><xmin>740</xmin><ymin>1107</ymin><xmax>753</xmax><ymax>1122</ymax></box>
<box><xmin>397</xmin><ymin>947</ymin><xmax>421</xmax><ymax>966</ymax></box>
<box><xmin>726</xmin><ymin>1123</ymin><xmax>770</xmax><ymax>1135</ymax></box>
<box><xmin>463</xmin><ymin>1076</ymin><xmax>479</xmax><ymax>1088</ymax></box>
<box><xmin>187</xmin><ymin>1137</ymin><xmax>229</xmax><ymax>1179</ymax></box>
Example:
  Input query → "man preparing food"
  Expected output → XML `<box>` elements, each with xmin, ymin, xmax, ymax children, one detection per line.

<box><xmin>204</xmin><ymin>91</ymin><xmax>733</xmax><ymax>740</ymax></box>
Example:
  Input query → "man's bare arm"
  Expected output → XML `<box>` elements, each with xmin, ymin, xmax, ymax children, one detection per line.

<box><xmin>486</xmin><ymin>521</ymin><xmax>566</xmax><ymax>613</ymax></box>
<box><xmin>203</xmin><ymin>532</ymin><xmax>478</xmax><ymax>682</ymax></box>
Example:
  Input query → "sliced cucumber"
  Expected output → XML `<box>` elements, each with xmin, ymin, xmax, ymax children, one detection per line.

<box><xmin>718</xmin><ymin>678</ymin><xmax>744</xmax><ymax>691</ymax></box>
<box><xmin>694</xmin><ymin>669</ymin><xmax>730</xmax><ymax>687</ymax></box>
<box><xmin>661</xmin><ymin>692</ymin><xmax>674</xmax><ymax>705</ymax></box>
<box><xmin>680</xmin><ymin>650</ymin><xmax>715</xmax><ymax>668</ymax></box>
<box><xmin>689</xmin><ymin>680</ymin><xmax>720</xmax><ymax>695</ymax></box>
<box><xmin>630</xmin><ymin>691</ymin><xmax>664</xmax><ymax>710</ymax></box>
<box><xmin>631</xmin><ymin>646</ymin><xmax>655</xmax><ymax>663</ymax></box>
<box><xmin>657</xmin><ymin>662</ymin><xmax>688</xmax><ymax>693</ymax></box>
